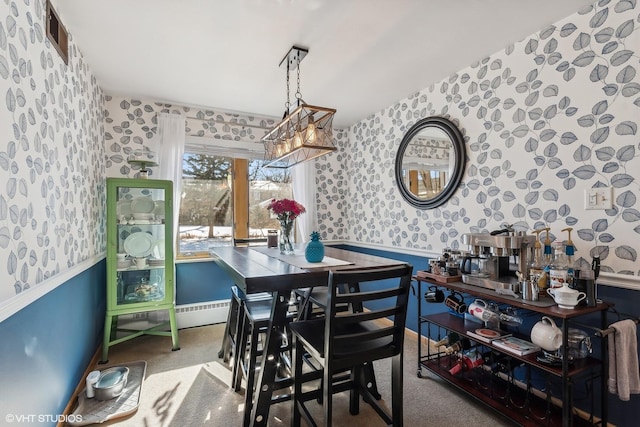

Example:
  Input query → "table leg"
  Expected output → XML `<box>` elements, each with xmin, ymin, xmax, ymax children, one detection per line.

<box><xmin>249</xmin><ymin>290</ymin><xmax>289</xmax><ymax>427</ymax></box>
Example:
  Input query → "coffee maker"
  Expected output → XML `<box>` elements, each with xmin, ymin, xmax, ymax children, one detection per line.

<box><xmin>460</xmin><ymin>230</ymin><xmax>536</xmax><ymax>291</ymax></box>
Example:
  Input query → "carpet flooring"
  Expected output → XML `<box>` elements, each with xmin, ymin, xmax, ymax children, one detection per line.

<box><xmin>88</xmin><ymin>323</ymin><xmax>515</xmax><ymax>426</ymax></box>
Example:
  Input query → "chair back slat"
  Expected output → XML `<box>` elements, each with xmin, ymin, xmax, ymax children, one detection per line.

<box><xmin>334</xmin><ymin>287</ymin><xmax>404</xmax><ymax>305</ymax></box>
<box><xmin>324</xmin><ymin>264</ymin><xmax>412</xmax><ymax>367</ymax></box>
<box><xmin>336</xmin><ymin>306</ymin><xmax>400</xmax><ymax>325</ymax></box>
<box><xmin>334</xmin><ymin>325</ymin><xmax>395</xmax><ymax>344</ymax></box>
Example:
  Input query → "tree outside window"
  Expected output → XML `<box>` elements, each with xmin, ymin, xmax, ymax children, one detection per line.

<box><xmin>178</xmin><ymin>153</ymin><xmax>292</xmax><ymax>255</ymax></box>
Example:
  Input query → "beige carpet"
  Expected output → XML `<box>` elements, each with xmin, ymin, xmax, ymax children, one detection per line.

<box><xmin>88</xmin><ymin>323</ymin><xmax>515</xmax><ymax>426</ymax></box>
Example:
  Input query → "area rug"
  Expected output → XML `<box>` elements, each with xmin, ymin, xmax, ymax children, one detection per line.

<box><xmin>69</xmin><ymin>360</ymin><xmax>147</xmax><ymax>426</ymax></box>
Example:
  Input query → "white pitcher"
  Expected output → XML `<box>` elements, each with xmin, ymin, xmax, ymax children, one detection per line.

<box><xmin>530</xmin><ymin>316</ymin><xmax>562</xmax><ymax>351</ymax></box>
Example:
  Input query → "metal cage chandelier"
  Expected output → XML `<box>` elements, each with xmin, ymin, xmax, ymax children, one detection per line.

<box><xmin>262</xmin><ymin>46</ymin><xmax>337</xmax><ymax>168</ymax></box>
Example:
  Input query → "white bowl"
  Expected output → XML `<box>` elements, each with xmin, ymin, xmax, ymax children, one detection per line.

<box><xmin>93</xmin><ymin>367</ymin><xmax>129</xmax><ymax>401</ymax></box>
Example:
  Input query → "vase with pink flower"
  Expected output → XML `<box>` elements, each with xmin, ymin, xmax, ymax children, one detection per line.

<box><xmin>267</xmin><ymin>198</ymin><xmax>306</xmax><ymax>254</ymax></box>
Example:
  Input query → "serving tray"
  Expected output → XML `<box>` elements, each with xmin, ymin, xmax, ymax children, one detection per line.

<box><xmin>70</xmin><ymin>360</ymin><xmax>146</xmax><ymax>425</ymax></box>
<box><xmin>416</xmin><ymin>270</ymin><xmax>462</xmax><ymax>283</ymax></box>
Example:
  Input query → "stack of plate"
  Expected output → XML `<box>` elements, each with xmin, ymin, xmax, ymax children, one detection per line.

<box><xmin>148</xmin><ymin>259</ymin><xmax>164</xmax><ymax>266</ymax></box>
<box><xmin>117</xmin><ymin>260</ymin><xmax>131</xmax><ymax>269</ymax></box>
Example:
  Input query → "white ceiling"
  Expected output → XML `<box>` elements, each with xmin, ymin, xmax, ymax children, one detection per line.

<box><xmin>52</xmin><ymin>0</ymin><xmax>595</xmax><ymax>129</ymax></box>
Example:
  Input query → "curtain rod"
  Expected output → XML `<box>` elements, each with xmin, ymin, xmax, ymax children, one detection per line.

<box><xmin>185</xmin><ymin>115</ymin><xmax>272</xmax><ymax>131</ymax></box>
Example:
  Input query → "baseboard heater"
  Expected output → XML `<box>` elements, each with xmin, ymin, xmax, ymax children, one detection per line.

<box><xmin>120</xmin><ymin>299</ymin><xmax>230</xmax><ymax>329</ymax></box>
<box><xmin>175</xmin><ymin>299</ymin><xmax>230</xmax><ymax>329</ymax></box>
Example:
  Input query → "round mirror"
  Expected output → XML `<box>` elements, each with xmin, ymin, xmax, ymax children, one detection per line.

<box><xmin>395</xmin><ymin>117</ymin><xmax>466</xmax><ymax>209</ymax></box>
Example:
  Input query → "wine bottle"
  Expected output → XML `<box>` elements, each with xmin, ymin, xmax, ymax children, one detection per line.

<box><xmin>444</xmin><ymin>337</ymin><xmax>471</xmax><ymax>354</ymax></box>
<box><xmin>434</xmin><ymin>332</ymin><xmax>459</xmax><ymax>348</ymax></box>
<box><xmin>449</xmin><ymin>349</ymin><xmax>484</xmax><ymax>375</ymax></box>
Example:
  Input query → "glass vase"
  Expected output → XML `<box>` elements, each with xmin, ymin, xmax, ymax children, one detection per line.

<box><xmin>279</xmin><ymin>220</ymin><xmax>294</xmax><ymax>255</ymax></box>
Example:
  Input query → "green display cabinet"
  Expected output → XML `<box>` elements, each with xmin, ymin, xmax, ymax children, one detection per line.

<box><xmin>101</xmin><ymin>177</ymin><xmax>180</xmax><ymax>363</ymax></box>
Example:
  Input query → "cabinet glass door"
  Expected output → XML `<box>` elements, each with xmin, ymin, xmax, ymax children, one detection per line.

<box><xmin>116</xmin><ymin>188</ymin><xmax>165</xmax><ymax>304</ymax></box>
<box><xmin>106</xmin><ymin>178</ymin><xmax>174</xmax><ymax>310</ymax></box>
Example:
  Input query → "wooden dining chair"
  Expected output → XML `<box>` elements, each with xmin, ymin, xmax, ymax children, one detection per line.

<box><xmin>232</xmin><ymin>295</ymin><xmax>275</xmax><ymax>426</ymax></box>
<box><xmin>217</xmin><ymin>286</ymin><xmax>271</xmax><ymax>364</ymax></box>
<box><xmin>295</xmin><ymin>287</ymin><xmax>331</xmax><ymax>320</ymax></box>
<box><xmin>233</xmin><ymin>291</ymin><xmax>304</xmax><ymax>426</ymax></box>
<box><xmin>217</xmin><ymin>238</ymin><xmax>270</xmax><ymax>363</ymax></box>
<box><xmin>289</xmin><ymin>264</ymin><xmax>413</xmax><ymax>427</ymax></box>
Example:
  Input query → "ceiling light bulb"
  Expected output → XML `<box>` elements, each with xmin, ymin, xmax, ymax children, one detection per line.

<box><xmin>293</xmin><ymin>126</ymin><xmax>304</xmax><ymax>148</ymax></box>
<box><xmin>305</xmin><ymin>116</ymin><xmax>317</xmax><ymax>143</ymax></box>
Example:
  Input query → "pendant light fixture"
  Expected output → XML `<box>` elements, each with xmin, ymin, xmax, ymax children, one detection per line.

<box><xmin>262</xmin><ymin>46</ymin><xmax>337</xmax><ymax>168</ymax></box>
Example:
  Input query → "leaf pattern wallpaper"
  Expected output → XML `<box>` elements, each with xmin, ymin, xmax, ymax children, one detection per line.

<box><xmin>1</xmin><ymin>0</ymin><xmax>639</xmax><ymax>310</ymax></box>
<box><xmin>103</xmin><ymin>98</ymin><xmax>278</xmax><ymax>178</ymax></box>
<box><xmin>316</xmin><ymin>0</ymin><xmax>640</xmax><ymax>277</ymax></box>
<box><xmin>0</xmin><ymin>0</ymin><xmax>105</xmax><ymax>304</ymax></box>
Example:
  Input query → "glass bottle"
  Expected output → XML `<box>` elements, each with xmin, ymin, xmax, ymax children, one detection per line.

<box><xmin>549</xmin><ymin>241</ymin><xmax>569</xmax><ymax>289</ymax></box>
<box><xmin>562</xmin><ymin>227</ymin><xmax>577</xmax><ymax>286</ymax></box>
<box><xmin>444</xmin><ymin>337</ymin><xmax>471</xmax><ymax>355</ymax></box>
<box><xmin>541</xmin><ymin>228</ymin><xmax>552</xmax><ymax>291</ymax></box>
<box><xmin>529</xmin><ymin>228</ymin><xmax>547</xmax><ymax>294</ymax></box>
<box><xmin>434</xmin><ymin>332</ymin><xmax>459</xmax><ymax>348</ymax></box>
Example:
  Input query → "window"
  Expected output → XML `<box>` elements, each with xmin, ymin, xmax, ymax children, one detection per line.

<box><xmin>178</xmin><ymin>151</ymin><xmax>292</xmax><ymax>256</ymax></box>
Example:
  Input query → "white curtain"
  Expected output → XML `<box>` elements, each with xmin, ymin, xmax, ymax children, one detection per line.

<box><xmin>156</xmin><ymin>112</ymin><xmax>186</xmax><ymax>249</ymax></box>
<box><xmin>291</xmin><ymin>160</ymin><xmax>317</xmax><ymax>243</ymax></box>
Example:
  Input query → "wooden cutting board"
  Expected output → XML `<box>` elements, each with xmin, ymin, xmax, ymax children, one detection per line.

<box><xmin>416</xmin><ymin>270</ymin><xmax>462</xmax><ymax>283</ymax></box>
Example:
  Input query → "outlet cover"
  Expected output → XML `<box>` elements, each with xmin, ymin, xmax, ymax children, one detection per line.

<box><xmin>584</xmin><ymin>187</ymin><xmax>613</xmax><ymax>210</ymax></box>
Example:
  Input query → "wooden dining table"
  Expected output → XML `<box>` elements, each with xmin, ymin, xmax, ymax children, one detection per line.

<box><xmin>210</xmin><ymin>245</ymin><xmax>410</xmax><ymax>427</ymax></box>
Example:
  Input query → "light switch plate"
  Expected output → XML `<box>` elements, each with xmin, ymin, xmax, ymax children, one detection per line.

<box><xmin>584</xmin><ymin>187</ymin><xmax>613</xmax><ymax>210</ymax></box>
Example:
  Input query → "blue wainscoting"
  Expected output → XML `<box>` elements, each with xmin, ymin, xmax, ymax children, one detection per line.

<box><xmin>594</xmin><ymin>284</ymin><xmax>640</xmax><ymax>427</ymax></box>
<box><xmin>0</xmin><ymin>260</ymin><xmax>106</xmax><ymax>425</ymax></box>
<box><xmin>176</xmin><ymin>261</ymin><xmax>234</xmax><ymax>305</ymax></box>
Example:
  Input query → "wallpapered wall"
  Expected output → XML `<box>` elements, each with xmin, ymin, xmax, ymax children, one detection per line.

<box><xmin>102</xmin><ymin>96</ymin><xmax>282</xmax><ymax>177</ymax></box>
<box><xmin>4</xmin><ymin>0</ymin><xmax>638</xmax><ymax>309</ymax></box>
<box><xmin>102</xmin><ymin>94</ymin><xmax>350</xmax><ymax>176</ymax></box>
<box><xmin>0</xmin><ymin>0</ymin><xmax>105</xmax><ymax>304</ymax></box>
<box><xmin>318</xmin><ymin>0</ymin><xmax>640</xmax><ymax>277</ymax></box>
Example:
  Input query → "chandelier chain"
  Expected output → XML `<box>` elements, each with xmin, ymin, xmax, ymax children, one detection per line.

<box><xmin>285</xmin><ymin>60</ymin><xmax>291</xmax><ymax>111</ymax></box>
<box><xmin>295</xmin><ymin>54</ymin><xmax>302</xmax><ymax>102</ymax></box>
